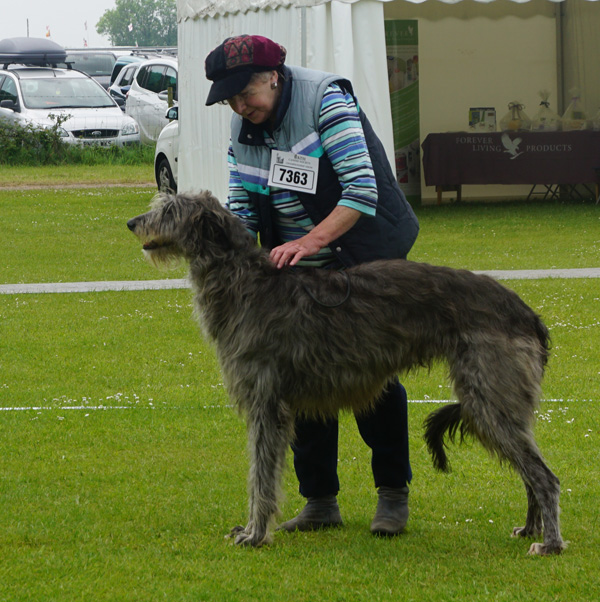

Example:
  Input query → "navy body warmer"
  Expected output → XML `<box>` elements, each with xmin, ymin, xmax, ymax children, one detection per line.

<box><xmin>230</xmin><ymin>65</ymin><xmax>419</xmax><ymax>266</ymax></box>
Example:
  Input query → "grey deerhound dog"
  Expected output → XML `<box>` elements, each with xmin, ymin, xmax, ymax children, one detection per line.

<box><xmin>127</xmin><ymin>192</ymin><xmax>565</xmax><ymax>555</ymax></box>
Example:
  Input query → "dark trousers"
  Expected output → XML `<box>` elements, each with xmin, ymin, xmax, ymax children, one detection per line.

<box><xmin>291</xmin><ymin>377</ymin><xmax>412</xmax><ymax>498</ymax></box>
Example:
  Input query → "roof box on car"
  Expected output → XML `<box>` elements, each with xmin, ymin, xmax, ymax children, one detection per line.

<box><xmin>0</xmin><ymin>37</ymin><xmax>67</xmax><ymax>68</ymax></box>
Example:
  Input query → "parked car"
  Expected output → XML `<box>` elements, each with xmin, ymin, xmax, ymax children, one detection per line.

<box><xmin>64</xmin><ymin>50</ymin><xmax>118</xmax><ymax>89</ymax></box>
<box><xmin>109</xmin><ymin>49</ymin><xmax>177</xmax><ymax>86</ymax></box>
<box><xmin>154</xmin><ymin>104</ymin><xmax>179</xmax><ymax>192</ymax></box>
<box><xmin>108</xmin><ymin>60</ymin><xmax>142</xmax><ymax>110</ymax></box>
<box><xmin>109</xmin><ymin>54</ymin><xmax>144</xmax><ymax>86</ymax></box>
<box><xmin>126</xmin><ymin>56</ymin><xmax>177</xmax><ymax>144</ymax></box>
<box><xmin>0</xmin><ymin>38</ymin><xmax>140</xmax><ymax>146</ymax></box>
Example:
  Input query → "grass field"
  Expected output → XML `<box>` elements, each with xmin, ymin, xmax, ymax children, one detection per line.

<box><xmin>1</xmin><ymin>172</ymin><xmax>599</xmax><ymax>600</ymax></box>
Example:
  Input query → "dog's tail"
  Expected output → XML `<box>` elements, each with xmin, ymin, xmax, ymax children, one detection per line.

<box><xmin>423</xmin><ymin>403</ymin><xmax>465</xmax><ymax>473</ymax></box>
<box><xmin>534</xmin><ymin>313</ymin><xmax>551</xmax><ymax>370</ymax></box>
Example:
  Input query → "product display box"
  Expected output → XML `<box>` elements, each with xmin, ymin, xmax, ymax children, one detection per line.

<box><xmin>469</xmin><ymin>107</ymin><xmax>496</xmax><ymax>132</ymax></box>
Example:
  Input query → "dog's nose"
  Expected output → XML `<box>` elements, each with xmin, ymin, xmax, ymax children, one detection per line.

<box><xmin>127</xmin><ymin>218</ymin><xmax>137</xmax><ymax>231</ymax></box>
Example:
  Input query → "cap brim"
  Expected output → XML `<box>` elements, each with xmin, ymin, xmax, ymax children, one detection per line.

<box><xmin>205</xmin><ymin>70</ymin><xmax>254</xmax><ymax>106</ymax></box>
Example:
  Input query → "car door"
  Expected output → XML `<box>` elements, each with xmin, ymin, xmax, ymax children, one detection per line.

<box><xmin>131</xmin><ymin>64</ymin><xmax>165</xmax><ymax>143</ymax></box>
<box><xmin>110</xmin><ymin>64</ymin><xmax>137</xmax><ymax>108</ymax></box>
<box><xmin>144</xmin><ymin>64</ymin><xmax>177</xmax><ymax>141</ymax></box>
<box><xmin>0</xmin><ymin>75</ymin><xmax>21</xmax><ymax>125</ymax></box>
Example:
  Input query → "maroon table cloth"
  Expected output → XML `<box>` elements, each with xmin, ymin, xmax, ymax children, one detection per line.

<box><xmin>422</xmin><ymin>131</ymin><xmax>600</xmax><ymax>187</ymax></box>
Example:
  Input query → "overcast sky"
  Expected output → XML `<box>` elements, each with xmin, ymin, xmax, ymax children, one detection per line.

<box><xmin>1</xmin><ymin>0</ymin><xmax>114</xmax><ymax>49</ymax></box>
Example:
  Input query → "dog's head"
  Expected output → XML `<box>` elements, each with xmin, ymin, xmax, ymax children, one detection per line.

<box><xmin>127</xmin><ymin>191</ymin><xmax>253</xmax><ymax>269</ymax></box>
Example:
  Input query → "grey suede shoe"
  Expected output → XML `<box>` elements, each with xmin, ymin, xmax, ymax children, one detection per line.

<box><xmin>370</xmin><ymin>486</ymin><xmax>409</xmax><ymax>536</ymax></box>
<box><xmin>277</xmin><ymin>495</ymin><xmax>343</xmax><ymax>532</ymax></box>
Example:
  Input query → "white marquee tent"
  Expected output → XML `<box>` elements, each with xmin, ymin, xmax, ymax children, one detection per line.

<box><xmin>176</xmin><ymin>0</ymin><xmax>600</xmax><ymax>202</ymax></box>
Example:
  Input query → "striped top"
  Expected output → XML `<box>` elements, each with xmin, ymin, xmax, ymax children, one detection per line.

<box><xmin>227</xmin><ymin>83</ymin><xmax>378</xmax><ymax>267</ymax></box>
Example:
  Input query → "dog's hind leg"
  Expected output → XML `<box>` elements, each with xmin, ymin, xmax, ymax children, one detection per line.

<box><xmin>513</xmin><ymin>483</ymin><xmax>543</xmax><ymax>538</ymax></box>
<box><xmin>513</xmin><ymin>482</ymin><xmax>543</xmax><ymax>539</ymax></box>
<box><xmin>231</xmin><ymin>397</ymin><xmax>294</xmax><ymax>547</ymax></box>
<box><xmin>460</xmin><ymin>392</ymin><xmax>565</xmax><ymax>555</ymax></box>
<box><xmin>508</xmin><ymin>446</ymin><xmax>565</xmax><ymax>555</ymax></box>
<box><xmin>449</xmin><ymin>339</ymin><xmax>565</xmax><ymax>555</ymax></box>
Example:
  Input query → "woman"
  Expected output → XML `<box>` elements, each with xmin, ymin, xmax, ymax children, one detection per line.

<box><xmin>205</xmin><ymin>34</ymin><xmax>419</xmax><ymax>535</ymax></box>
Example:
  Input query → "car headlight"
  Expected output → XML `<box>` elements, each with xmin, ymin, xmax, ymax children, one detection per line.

<box><xmin>122</xmin><ymin>121</ymin><xmax>139</xmax><ymax>136</ymax></box>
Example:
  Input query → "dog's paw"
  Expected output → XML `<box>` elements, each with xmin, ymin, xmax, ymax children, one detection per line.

<box><xmin>234</xmin><ymin>530</ymin><xmax>262</xmax><ymax>547</ymax></box>
<box><xmin>226</xmin><ymin>525</ymin><xmax>267</xmax><ymax>547</ymax></box>
<box><xmin>527</xmin><ymin>540</ymin><xmax>567</xmax><ymax>556</ymax></box>
<box><xmin>512</xmin><ymin>526</ymin><xmax>540</xmax><ymax>538</ymax></box>
<box><xmin>226</xmin><ymin>525</ymin><xmax>246</xmax><ymax>540</ymax></box>
<box><xmin>511</xmin><ymin>527</ymin><xmax>531</xmax><ymax>537</ymax></box>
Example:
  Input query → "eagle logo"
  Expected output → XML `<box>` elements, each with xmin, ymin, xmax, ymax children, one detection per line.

<box><xmin>501</xmin><ymin>133</ymin><xmax>523</xmax><ymax>159</ymax></box>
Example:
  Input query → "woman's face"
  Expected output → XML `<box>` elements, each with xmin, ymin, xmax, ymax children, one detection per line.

<box><xmin>227</xmin><ymin>71</ymin><xmax>279</xmax><ymax>125</ymax></box>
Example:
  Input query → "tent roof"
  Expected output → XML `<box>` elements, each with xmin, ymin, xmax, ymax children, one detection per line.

<box><xmin>179</xmin><ymin>0</ymin><xmax>573</xmax><ymax>21</ymax></box>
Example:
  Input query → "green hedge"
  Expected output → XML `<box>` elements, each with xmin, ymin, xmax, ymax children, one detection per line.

<box><xmin>0</xmin><ymin>120</ymin><xmax>154</xmax><ymax>166</ymax></box>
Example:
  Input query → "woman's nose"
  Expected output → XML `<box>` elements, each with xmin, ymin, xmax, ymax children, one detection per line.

<box><xmin>229</xmin><ymin>97</ymin><xmax>246</xmax><ymax>114</ymax></box>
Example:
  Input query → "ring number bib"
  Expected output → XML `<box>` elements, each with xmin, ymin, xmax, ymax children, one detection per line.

<box><xmin>268</xmin><ymin>150</ymin><xmax>319</xmax><ymax>194</ymax></box>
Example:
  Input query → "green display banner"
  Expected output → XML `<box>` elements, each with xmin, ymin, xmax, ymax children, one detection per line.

<box><xmin>385</xmin><ymin>20</ymin><xmax>420</xmax><ymax>202</ymax></box>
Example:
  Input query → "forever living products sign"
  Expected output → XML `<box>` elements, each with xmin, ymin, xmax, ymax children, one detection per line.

<box><xmin>385</xmin><ymin>20</ymin><xmax>420</xmax><ymax>202</ymax></box>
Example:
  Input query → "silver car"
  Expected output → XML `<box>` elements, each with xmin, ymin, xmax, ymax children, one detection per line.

<box><xmin>0</xmin><ymin>66</ymin><xmax>140</xmax><ymax>146</ymax></box>
<box><xmin>126</xmin><ymin>56</ymin><xmax>177</xmax><ymax>144</ymax></box>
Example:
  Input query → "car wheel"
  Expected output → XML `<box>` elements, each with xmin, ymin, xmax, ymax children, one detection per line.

<box><xmin>156</xmin><ymin>157</ymin><xmax>177</xmax><ymax>193</ymax></box>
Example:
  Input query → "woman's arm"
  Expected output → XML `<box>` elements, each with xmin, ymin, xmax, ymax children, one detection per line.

<box><xmin>269</xmin><ymin>204</ymin><xmax>360</xmax><ymax>268</ymax></box>
<box><xmin>270</xmin><ymin>83</ymin><xmax>376</xmax><ymax>268</ymax></box>
<box><xmin>226</xmin><ymin>143</ymin><xmax>259</xmax><ymax>238</ymax></box>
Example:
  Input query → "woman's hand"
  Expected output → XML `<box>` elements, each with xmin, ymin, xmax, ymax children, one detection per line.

<box><xmin>269</xmin><ymin>205</ymin><xmax>361</xmax><ymax>269</ymax></box>
<box><xmin>269</xmin><ymin>237</ymin><xmax>323</xmax><ymax>269</ymax></box>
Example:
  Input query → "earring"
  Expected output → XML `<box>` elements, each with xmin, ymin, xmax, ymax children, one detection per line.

<box><xmin>271</xmin><ymin>81</ymin><xmax>278</xmax><ymax>89</ymax></box>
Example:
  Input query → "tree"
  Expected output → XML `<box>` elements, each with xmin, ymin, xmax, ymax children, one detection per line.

<box><xmin>96</xmin><ymin>0</ymin><xmax>177</xmax><ymax>47</ymax></box>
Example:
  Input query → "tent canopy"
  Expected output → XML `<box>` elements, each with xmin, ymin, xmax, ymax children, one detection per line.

<box><xmin>179</xmin><ymin>0</ymin><xmax>585</xmax><ymax>20</ymax></box>
<box><xmin>176</xmin><ymin>0</ymin><xmax>600</xmax><ymax>202</ymax></box>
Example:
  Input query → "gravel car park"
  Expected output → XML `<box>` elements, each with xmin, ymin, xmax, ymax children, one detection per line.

<box><xmin>0</xmin><ymin>37</ymin><xmax>140</xmax><ymax>146</ymax></box>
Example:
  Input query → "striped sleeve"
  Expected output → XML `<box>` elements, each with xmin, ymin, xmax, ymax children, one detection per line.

<box><xmin>317</xmin><ymin>83</ymin><xmax>378</xmax><ymax>216</ymax></box>
<box><xmin>226</xmin><ymin>143</ymin><xmax>259</xmax><ymax>239</ymax></box>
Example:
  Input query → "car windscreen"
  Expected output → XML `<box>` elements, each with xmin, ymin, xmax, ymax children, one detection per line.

<box><xmin>20</xmin><ymin>77</ymin><xmax>115</xmax><ymax>109</ymax></box>
<box><xmin>65</xmin><ymin>53</ymin><xmax>115</xmax><ymax>77</ymax></box>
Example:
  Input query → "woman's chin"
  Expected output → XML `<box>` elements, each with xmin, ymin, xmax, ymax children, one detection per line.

<box><xmin>246</xmin><ymin>113</ymin><xmax>267</xmax><ymax>124</ymax></box>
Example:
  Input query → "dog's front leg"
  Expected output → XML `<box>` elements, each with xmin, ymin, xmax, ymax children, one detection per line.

<box><xmin>231</xmin><ymin>397</ymin><xmax>294</xmax><ymax>547</ymax></box>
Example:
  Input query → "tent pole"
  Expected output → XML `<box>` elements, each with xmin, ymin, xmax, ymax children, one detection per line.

<box><xmin>301</xmin><ymin>6</ymin><xmax>307</xmax><ymax>67</ymax></box>
<box><xmin>556</xmin><ymin>0</ymin><xmax>564</xmax><ymax>115</ymax></box>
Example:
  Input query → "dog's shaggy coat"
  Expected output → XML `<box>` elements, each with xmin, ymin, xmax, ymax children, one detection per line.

<box><xmin>127</xmin><ymin>192</ymin><xmax>565</xmax><ymax>555</ymax></box>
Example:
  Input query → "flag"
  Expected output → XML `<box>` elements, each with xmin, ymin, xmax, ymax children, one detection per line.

<box><xmin>84</xmin><ymin>21</ymin><xmax>88</xmax><ymax>30</ymax></box>
<box><xmin>45</xmin><ymin>26</ymin><xmax>51</xmax><ymax>38</ymax></box>
<box><xmin>83</xmin><ymin>38</ymin><xmax>88</xmax><ymax>47</ymax></box>
<box><xmin>128</xmin><ymin>23</ymin><xmax>133</xmax><ymax>32</ymax></box>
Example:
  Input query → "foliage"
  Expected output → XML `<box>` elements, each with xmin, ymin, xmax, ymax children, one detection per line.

<box><xmin>0</xmin><ymin>121</ymin><xmax>155</xmax><ymax>166</ymax></box>
<box><xmin>96</xmin><ymin>0</ymin><xmax>177</xmax><ymax>47</ymax></box>
<box><xmin>0</xmin><ymin>117</ymin><xmax>67</xmax><ymax>163</ymax></box>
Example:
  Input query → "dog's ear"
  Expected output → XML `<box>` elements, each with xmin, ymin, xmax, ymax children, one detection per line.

<box><xmin>182</xmin><ymin>198</ymin><xmax>231</xmax><ymax>256</ymax></box>
<box><xmin>200</xmin><ymin>207</ymin><xmax>231</xmax><ymax>248</ymax></box>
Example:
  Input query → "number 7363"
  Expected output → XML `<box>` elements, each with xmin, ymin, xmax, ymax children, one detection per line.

<box><xmin>275</xmin><ymin>167</ymin><xmax>309</xmax><ymax>186</ymax></box>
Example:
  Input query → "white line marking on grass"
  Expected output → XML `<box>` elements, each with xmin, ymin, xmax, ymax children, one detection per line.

<box><xmin>0</xmin><ymin>398</ymin><xmax>595</xmax><ymax>412</ymax></box>
<box><xmin>1</xmin><ymin>268</ymin><xmax>600</xmax><ymax>295</ymax></box>
<box><xmin>472</xmin><ymin>268</ymin><xmax>600</xmax><ymax>280</ymax></box>
<box><xmin>0</xmin><ymin>280</ymin><xmax>190</xmax><ymax>295</ymax></box>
